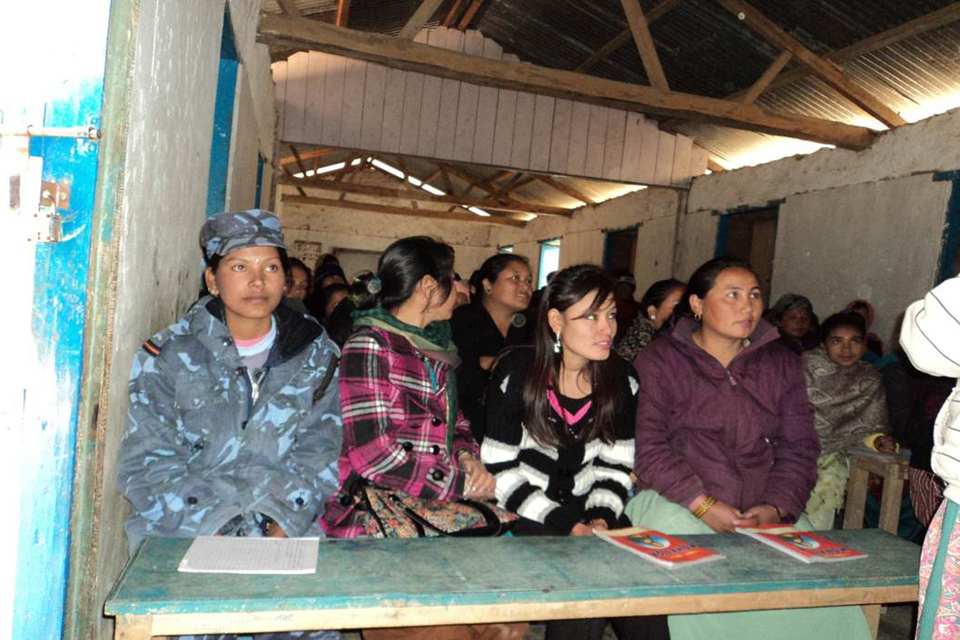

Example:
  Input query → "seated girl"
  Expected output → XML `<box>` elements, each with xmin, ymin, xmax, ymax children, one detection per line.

<box><xmin>483</xmin><ymin>264</ymin><xmax>669</xmax><ymax>640</ymax></box>
<box><xmin>615</xmin><ymin>278</ymin><xmax>685</xmax><ymax>362</ymax></box>
<box><xmin>118</xmin><ymin>208</ymin><xmax>342</xmax><ymax>546</ymax></box>
<box><xmin>627</xmin><ymin>256</ymin><xmax>870</xmax><ymax>640</ymax></box>
<box><xmin>803</xmin><ymin>311</ymin><xmax>897</xmax><ymax>530</ymax></box>
<box><xmin>322</xmin><ymin>236</ymin><xmax>525</xmax><ymax>640</ymax></box>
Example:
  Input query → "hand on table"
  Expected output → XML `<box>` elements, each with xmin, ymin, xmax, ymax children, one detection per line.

<box><xmin>689</xmin><ymin>494</ymin><xmax>743</xmax><ymax>533</ymax></box>
<box><xmin>735</xmin><ymin>504</ymin><xmax>781</xmax><ymax>528</ymax></box>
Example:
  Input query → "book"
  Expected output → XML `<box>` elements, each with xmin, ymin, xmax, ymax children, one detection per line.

<box><xmin>735</xmin><ymin>525</ymin><xmax>867</xmax><ymax>563</ymax></box>
<box><xmin>595</xmin><ymin>527</ymin><xmax>724</xmax><ymax>569</ymax></box>
<box><xmin>177</xmin><ymin>536</ymin><xmax>319</xmax><ymax>574</ymax></box>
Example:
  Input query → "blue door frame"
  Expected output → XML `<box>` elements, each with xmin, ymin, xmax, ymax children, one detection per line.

<box><xmin>934</xmin><ymin>171</ymin><xmax>960</xmax><ymax>284</ymax></box>
<box><xmin>6</xmin><ymin>2</ymin><xmax>111</xmax><ymax>638</ymax></box>
<box><xmin>206</xmin><ymin>9</ymin><xmax>240</xmax><ymax>218</ymax></box>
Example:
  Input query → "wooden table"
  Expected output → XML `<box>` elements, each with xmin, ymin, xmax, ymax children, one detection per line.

<box><xmin>105</xmin><ymin>530</ymin><xmax>919</xmax><ymax>639</ymax></box>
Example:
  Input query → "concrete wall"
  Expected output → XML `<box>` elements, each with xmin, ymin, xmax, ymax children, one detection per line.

<box><xmin>90</xmin><ymin>2</ymin><xmax>275</xmax><ymax>638</ymax></box>
<box><xmin>686</xmin><ymin>107</ymin><xmax>960</xmax><ymax>345</ymax></box>
<box><xmin>490</xmin><ymin>186</ymin><xmax>682</xmax><ymax>296</ymax></box>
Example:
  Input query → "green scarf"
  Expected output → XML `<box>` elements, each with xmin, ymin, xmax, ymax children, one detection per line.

<box><xmin>353</xmin><ymin>306</ymin><xmax>461</xmax><ymax>451</ymax></box>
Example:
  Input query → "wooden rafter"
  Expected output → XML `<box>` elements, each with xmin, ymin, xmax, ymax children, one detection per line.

<box><xmin>534</xmin><ymin>175</ymin><xmax>596</xmax><ymax>206</ymax></box>
<box><xmin>575</xmin><ymin>0</ymin><xmax>683</xmax><ymax>73</ymax></box>
<box><xmin>283</xmin><ymin>195</ymin><xmax>527</xmax><ymax>226</ymax></box>
<box><xmin>443</xmin><ymin>0</ymin><xmax>467</xmax><ymax>27</ymax></box>
<box><xmin>740</xmin><ymin>51</ymin><xmax>792</xmax><ymax>105</ymax></box>
<box><xmin>457</xmin><ymin>0</ymin><xmax>486</xmax><ymax>31</ymax></box>
<box><xmin>258</xmin><ymin>14</ymin><xmax>876</xmax><ymax>149</ymax></box>
<box><xmin>620</xmin><ymin>0</ymin><xmax>669</xmax><ymax>90</ymax></box>
<box><xmin>281</xmin><ymin>175</ymin><xmax>572</xmax><ymax>216</ymax></box>
<box><xmin>730</xmin><ymin>2</ymin><xmax>960</xmax><ymax>103</ymax></box>
<box><xmin>712</xmin><ymin>0</ymin><xmax>905</xmax><ymax>128</ymax></box>
<box><xmin>279</xmin><ymin>147</ymin><xmax>337</xmax><ymax>166</ymax></box>
<box><xmin>277</xmin><ymin>0</ymin><xmax>302</xmax><ymax>17</ymax></box>
<box><xmin>335</xmin><ymin>0</ymin><xmax>350</xmax><ymax>27</ymax></box>
<box><xmin>397</xmin><ymin>0</ymin><xmax>445</xmax><ymax>39</ymax></box>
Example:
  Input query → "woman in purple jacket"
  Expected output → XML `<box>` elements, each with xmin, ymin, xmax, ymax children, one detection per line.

<box><xmin>626</xmin><ymin>256</ymin><xmax>870</xmax><ymax>640</ymax></box>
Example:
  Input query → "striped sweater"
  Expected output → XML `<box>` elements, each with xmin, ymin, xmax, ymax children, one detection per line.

<box><xmin>481</xmin><ymin>348</ymin><xmax>638</xmax><ymax>534</ymax></box>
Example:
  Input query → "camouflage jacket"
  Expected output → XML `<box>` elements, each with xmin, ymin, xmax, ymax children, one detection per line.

<box><xmin>117</xmin><ymin>296</ymin><xmax>342</xmax><ymax>550</ymax></box>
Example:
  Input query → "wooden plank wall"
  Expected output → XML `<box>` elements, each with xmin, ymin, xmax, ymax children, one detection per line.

<box><xmin>273</xmin><ymin>26</ymin><xmax>709</xmax><ymax>187</ymax></box>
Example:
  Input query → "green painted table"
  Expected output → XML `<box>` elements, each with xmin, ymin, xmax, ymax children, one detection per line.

<box><xmin>105</xmin><ymin>529</ymin><xmax>919</xmax><ymax>639</ymax></box>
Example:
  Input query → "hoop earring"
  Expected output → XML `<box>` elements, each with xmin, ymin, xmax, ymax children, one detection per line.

<box><xmin>554</xmin><ymin>333</ymin><xmax>562</xmax><ymax>353</ymax></box>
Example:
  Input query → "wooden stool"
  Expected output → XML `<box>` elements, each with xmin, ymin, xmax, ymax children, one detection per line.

<box><xmin>842</xmin><ymin>449</ymin><xmax>909</xmax><ymax>535</ymax></box>
<box><xmin>842</xmin><ymin>448</ymin><xmax>910</xmax><ymax>639</ymax></box>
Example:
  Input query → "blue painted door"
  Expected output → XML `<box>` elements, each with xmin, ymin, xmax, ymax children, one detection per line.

<box><xmin>0</xmin><ymin>1</ymin><xmax>111</xmax><ymax>638</ymax></box>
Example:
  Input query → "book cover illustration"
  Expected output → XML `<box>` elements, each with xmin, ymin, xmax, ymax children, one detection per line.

<box><xmin>595</xmin><ymin>527</ymin><xmax>724</xmax><ymax>569</ymax></box>
<box><xmin>735</xmin><ymin>525</ymin><xmax>867</xmax><ymax>563</ymax></box>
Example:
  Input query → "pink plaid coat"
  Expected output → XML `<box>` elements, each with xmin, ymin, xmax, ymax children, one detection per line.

<box><xmin>321</xmin><ymin>325</ymin><xmax>480</xmax><ymax>537</ymax></box>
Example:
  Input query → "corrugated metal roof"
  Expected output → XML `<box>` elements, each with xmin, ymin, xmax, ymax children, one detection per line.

<box><xmin>267</xmin><ymin>0</ymin><xmax>960</xmax><ymax>168</ymax></box>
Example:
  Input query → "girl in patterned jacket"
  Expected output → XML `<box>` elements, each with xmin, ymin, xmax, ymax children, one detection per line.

<box><xmin>322</xmin><ymin>236</ymin><xmax>526</xmax><ymax>640</ymax></box>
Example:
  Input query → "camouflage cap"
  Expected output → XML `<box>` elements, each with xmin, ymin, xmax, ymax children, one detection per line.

<box><xmin>200</xmin><ymin>209</ymin><xmax>287</xmax><ymax>260</ymax></box>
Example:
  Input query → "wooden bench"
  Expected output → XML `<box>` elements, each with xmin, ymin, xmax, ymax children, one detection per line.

<box><xmin>843</xmin><ymin>448</ymin><xmax>910</xmax><ymax>535</ymax></box>
<box><xmin>105</xmin><ymin>530</ymin><xmax>919</xmax><ymax>639</ymax></box>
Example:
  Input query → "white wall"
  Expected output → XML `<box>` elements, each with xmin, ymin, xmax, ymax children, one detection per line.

<box><xmin>686</xmin><ymin>107</ymin><xmax>960</xmax><ymax>345</ymax></box>
<box><xmin>91</xmin><ymin>2</ymin><xmax>276</xmax><ymax>638</ymax></box>
<box><xmin>491</xmin><ymin>186</ymin><xmax>682</xmax><ymax>296</ymax></box>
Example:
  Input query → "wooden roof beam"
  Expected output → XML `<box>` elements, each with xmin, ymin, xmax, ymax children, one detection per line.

<box><xmin>283</xmin><ymin>175</ymin><xmax>572</xmax><ymax>216</ymax></box>
<box><xmin>397</xmin><ymin>0</ymin><xmax>445</xmax><ymax>39</ymax></box>
<box><xmin>740</xmin><ymin>51</ymin><xmax>792</xmax><ymax>104</ymax></box>
<box><xmin>620</xmin><ymin>0</ymin><xmax>670</xmax><ymax>90</ymax></box>
<box><xmin>457</xmin><ymin>0</ymin><xmax>486</xmax><ymax>31</ymax></box>
<box><xmin>283</xmin><ymin>194</ymin><xmax>527</xmax><ymax>227</ymax></box>
<box><xmin>712</xmin><ymin>0</ymin><xmax>906</xmax><ymax>127</ymax></box>
<box><xmin>442</xmin><ymin>0</ymin><xmax>466</xmax><ymax>27</ymax></box>
<box><xmin>279</xmin><ymin>147</ymin><xmax>337</xmax><ymax>166</ymax></box>
<box><xmin>277</xmin><ymin>0</ymin><xmax>302</xmax><ymax>17</ymax></box>
<box><xmin>335</xmin><ymin>0</ymin><xmax>350</xmax><ymax>27</ymax></box>
<box><xmin>534</xmin><ymin>175</ymin><xmax>596</xmax><ymax>206</ymax></box>
<box><xmin>731</xmin><ymin>1</ymin><xmax>960</xmax><ymax>102</ymax></box>
<box><xmin>258</xmin><ymin>14</ymin><xmax>876</xmax><ymax>149</ymax></box>
<box><xmin>576</xmin><ymin>0</ymin><xmax>683</xmax><ymax>73</ymax></box>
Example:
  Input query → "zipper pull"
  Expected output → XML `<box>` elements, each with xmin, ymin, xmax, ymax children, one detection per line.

<box><xmin>726</xmin><ymin>369</ymin><xmax>738</xmax><ymax>386</ymax></box>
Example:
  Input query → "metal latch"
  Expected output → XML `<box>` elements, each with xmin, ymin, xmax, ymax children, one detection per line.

<box><xmin>25</xmin><ymin>209</ymin><xmax>62</xmax><ymax>243</ymax></box>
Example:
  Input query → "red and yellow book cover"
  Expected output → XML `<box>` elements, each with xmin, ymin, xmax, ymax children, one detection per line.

<box><xmin>735</xmin><ymin>525</ymin><xmax>868</xmax><ymax>563</ymax></box>
<box><xmin>595</xmin><ymin>527</ymin><xmax>724</xmax><ymax>569</ymax></box>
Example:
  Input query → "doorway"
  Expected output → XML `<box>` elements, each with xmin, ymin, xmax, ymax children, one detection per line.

<box><xmin>604</xmin><ymin>227</ymin><xmax>638</xmax><ymax>274</ymax></box>
<box><xmin>716</xmin><ymin>206</ymin><xmax>779</xmax><ymax>302</ymax></box>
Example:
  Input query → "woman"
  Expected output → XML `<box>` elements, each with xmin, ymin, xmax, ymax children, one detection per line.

<box><xmin>627</xmin><ymin>256</ymin><xmax>869</xmax><ymax>640</ymax></box>
<box><xmin>483</xmin><ymin>265</ymin><xmax>668</xmax><ymax>640</ymax></box>
<box><xmin>802</xmin><ymin>312</ymin><xmax>897</xmax><ymax>530</ymax></box>
<box><xmin>846</xmin><ymin>298</ymin><xmax>884</xmax><ymax>362</ymax></box>
<box><xmin>451</xmin><ymin>254</ymin><xmax>534</xmax><ymax>442</ymax></box>
<box><xmin>118</xmin><ymin>209</ymin><xmax>342</xmax><ymax>547</ymax></box>
<box><xmin>322</xmin><ymin>237</ymin><xmax>526</xmax><ymax>640</ymax></box>
<box><xmin>900</xmin><ymin>277</ymin><xmax>960</xmax><ymax>640</ymax></box>
<box><xmin>615</xmin><ymin>278</ymin><xmax>685</xmax><ymax>362</ymax></box>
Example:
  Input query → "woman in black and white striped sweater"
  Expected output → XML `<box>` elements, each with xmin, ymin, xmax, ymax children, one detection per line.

<box><xmin>481</xmin><ymin>265</ymin><xmax>669</xmax><ymax>640</ymax></box>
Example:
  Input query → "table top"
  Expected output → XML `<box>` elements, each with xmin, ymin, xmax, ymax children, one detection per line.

<box><xmin>105</xmin><ymin>529</ymin><xmax>919</xmax><ymax>618</ymax></box>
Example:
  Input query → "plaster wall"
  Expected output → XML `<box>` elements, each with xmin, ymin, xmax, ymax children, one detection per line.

<box><xmin>278</xmin><ymin>198</ymin><xmax>502</xmax><ymax>279</ymax></box>
<box><xmin>91</xmin><ymin>2</ymin><xmax>275</xmax><ymax>638</ymax></box>
<box><xmin>689</xmin><ymin>107</ymin><xmax>960</xmax><ymax>213</ymax></box>
<box><xmin>772</xmin><ymin>174</ymin><xmax>951</xmax><ymax>343</ymax></box>
<box><xmin>492</xmin><ymin>187</ymin><xmax>682</xmax><ymax>295</ymax></box>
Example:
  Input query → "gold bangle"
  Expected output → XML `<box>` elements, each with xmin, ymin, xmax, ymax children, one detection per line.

<box><xmin>692</xmin><ymin>496</ymin><xmax>716</xmax><ymax>519</ymax></box>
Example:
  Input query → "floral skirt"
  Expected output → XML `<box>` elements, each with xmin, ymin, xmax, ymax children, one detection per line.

<box><xmin>916</xmin><ymin>498</ymin><xmax>960</xmax><ymax>640</ymax></box>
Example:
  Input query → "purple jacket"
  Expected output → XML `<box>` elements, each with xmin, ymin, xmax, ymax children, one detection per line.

<box><xmin>634</xmin><ymin>317</ymin><xmax>819</xmax><ymax>521</ymax></box>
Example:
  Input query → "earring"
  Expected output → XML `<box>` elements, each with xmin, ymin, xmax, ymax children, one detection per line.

<box><xmin>694</xmin><ymin>311</ymin><xmax>702</xmax><ymax>322</ymax></box>
<box><xmin>554</xmin><ymin>333</ymin><xmax>562</xmax><ymax>353</ymax></box>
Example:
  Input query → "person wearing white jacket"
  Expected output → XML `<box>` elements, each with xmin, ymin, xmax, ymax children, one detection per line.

<box><xmin>899</xmin><ymin>276</ymin><xmax>960</xmax><ymax>640</ymax></box>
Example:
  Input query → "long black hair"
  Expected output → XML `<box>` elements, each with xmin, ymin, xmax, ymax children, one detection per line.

<box><xmin>674</xmin><ymin>256</ymin><xmax>757</xmax><ymax>321</ymax></box>
<box><xmin>522</xmin><ymin>264</ymin><xmax>621</xmax><ymax>448</ymax></box>
<box><xmin>370</xmin><ymin>236</ymin><xmax>455</xmax><ymax>312</ymax></box>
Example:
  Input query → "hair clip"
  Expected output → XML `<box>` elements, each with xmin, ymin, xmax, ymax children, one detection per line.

<box><xmin>366</xmin><ymin>276</ymin><xmax>382</xmax><ymax>294</ymax></box>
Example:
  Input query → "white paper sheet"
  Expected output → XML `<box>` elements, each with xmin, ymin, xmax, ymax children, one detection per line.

<box><xmin>177</xmin><ymin>536</ymin><xmax>319</xmax><ymax>574</ymax></box>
